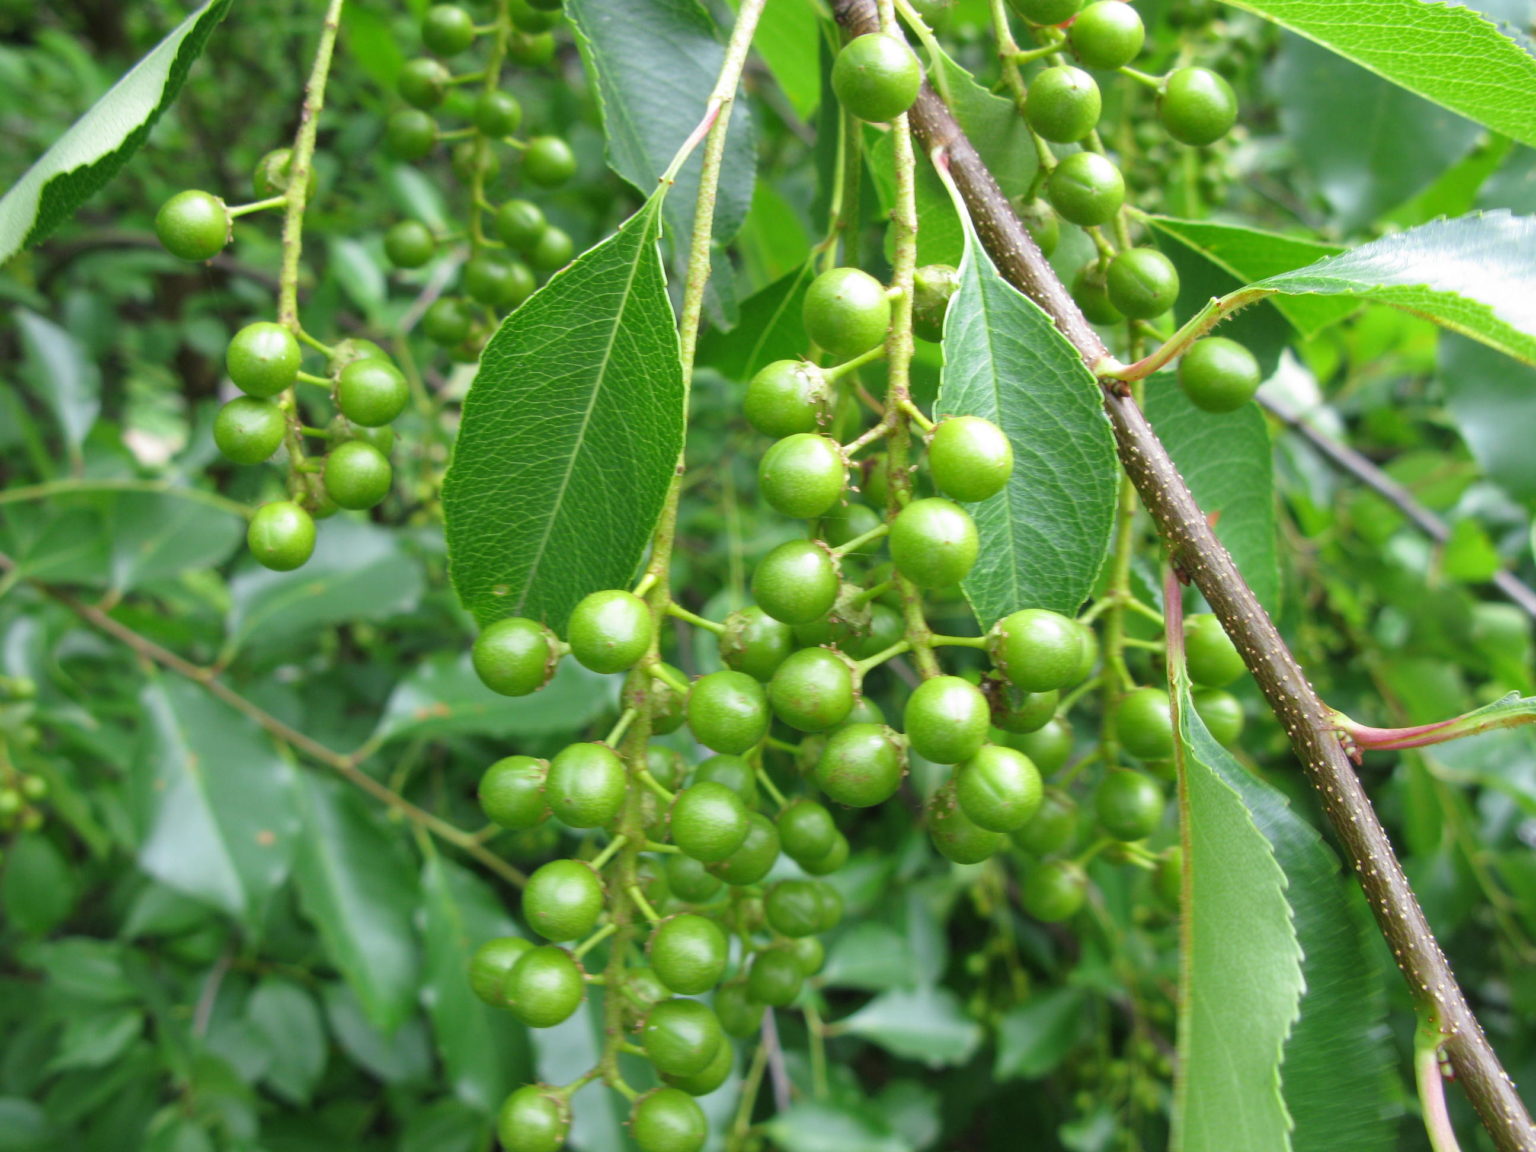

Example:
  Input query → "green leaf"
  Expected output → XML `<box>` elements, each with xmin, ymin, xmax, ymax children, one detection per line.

<box><xmin>0</xmin><ymin>0</ymin><xmax>232</xmax><ymax>263</ymax></box>
<box><xmin>820</xmin><ymin>921</ymin><xmax>918</xmax><ymax>992</ymax></box>
<box><xmin>134</xmin><ymin>677</ymin><xmax>300</xmax><ymax>920</ymax></box>
<box><xmin>751</xmin><ymin>0</ymin><xmax>822</xmax><ymax>119</ymax></box>
<box><xmin>1146</xmin><ymin>382</ymin><xmax>1280</xmax><ymax>612</ymax></box>
<box><xmin>1271</xmin><ymin>34</ymin><xmax>1482</xmax><ymax>232</ymax></box>
<box><xmin>106</xmin><ymin>492</ymin><xmax>243</xmax><ymax>593</ymax></box>
<box><xmin>226</xmin><ymin>518</ymin><xmax>425</xmax><ymax>652</ymax></box>
<box><xmin>1246</xmin><ymin>212</ymin><xmax>1536</xmax><ymax>367</ymax></box>
<box><xmin>17</xmin><ymin>938</ymin><xmax>137</xmax><ymax>1006</ymax></box>
<box><xmin>696</xmin><ymin>263</ymin><xmax>813</xmax><ymax>383</ymax></box>
<box><xmin>1439</xmin><ymin>331</ymin><xmax>1536</xmax><ymax>502</ymax></box>
<box><xmin>567</xmin><ymin>0</ymin><xmax>755</xmax><ymax>254</ymax></box>
<box><xmin>0</xmin><ymin>1098</ymin><xmax>52</xmax><ymax>1151</ymax></box>
<box><xmin>528</xmin><ymin>990</ymin><xmax>628</xmax><ymax>1151</ymax></box>
<box><xmin>1144</xmin><ymin>217</ymin><xmax>1351</xmax><ymax>338</ymax></box>
<box><xmin>372</xmin><ymin>651</ymin><xmax>619</xmax><ymax>746</ymax></box>
<box><xmin>15</xmin><ymin>309</ymin><xmax>99</xmax><ymax>452</ymax></box>
<box><xmin>1171</xmin><ymin>673</ymin><xmax>1304</xmax><ymax>1152</ymax></box>
<box><xmin>837</xmin><ymin>986</ymin><xmax>984</xmax><ymax>1069</ymax></box>
<box><xmin>419</xmin><ymin>856</ymin><xmax>532</xmax><ymax>1115</ymax></box>
<box><xmin>247</xmin><ymin>979</ymin><xmax>327</xmax><ymax>1106</ymax></box>
<box><xmin>443</xmin><ymin>197</ymin><xmax>684</xmax><ymax>630</ymax></box>
<box><xmin>0</xmin><ymin>833</ymin><xmax>77</xmax><ymax>936</ymax></box>
<box><xmin>1220</xmin><ymin>0</ymin><xmax>1536</xmax><ymax>147</ymax></box>
<box><xmin>293</xmin><ymin>776</ymin><xmax>421</xmax><ymax>1034</ymax></box>
<box><xmin>47</xmin><ymin>1006</ymin><xmax>142</xmax><ymax>1072</ymax></box>
<box><xmin>937</xmin><ymin>185</ymin><xmax>1118</xmax><ymax>626</ymax></box>
<box><xmin>400</xmin><ymin>1099</ymin><xmax>488</xmax><ymax>1152</ymax></box>
<box><xmin>322</xmin><ymin>981</ymin><xmax>434</xmax><ymax>1085</ymax></box>
<box><xmin>763</xmin><ymin>1100</ymin><xmax>913</xmax><ymax>1152</ymax></box>
<box><xmin>994</xmin><ymin>988</ymin><xmax>1087</xmax><ymax>1080</ymax></box>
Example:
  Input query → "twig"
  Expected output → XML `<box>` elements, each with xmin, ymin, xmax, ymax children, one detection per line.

<box><xmin>830</xmin><ymin>0</ymin><xmax>1536</xmax><ymax>1146</ymax></box>
<box><xmin>1262</xmin><ymin>391</ymin><xmax>1536</xmax><ymax>622</ymax></box>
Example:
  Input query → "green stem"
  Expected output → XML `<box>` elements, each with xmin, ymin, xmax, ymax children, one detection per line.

<box><xmin>227</xmin><ymin>194</ymin><xmax>289</xmax><ymax>218</ymax></box>
<box><xmin>1417</xmin><ymin>1021</ymin><xmax>1464</xmax><ymax>1152</ymax></box>
<box><xmin>589</xmin><ymin>834</ymin><xmax>629</xmax><ymax>872</ymax></box>
<box><xmin>626</xmin><ymin>883</ymin><xmax>662</xmax><ymax>924</ymax></box>
<box><xmin>0</xmin><ymin>478</ymin><xmax>250</xmax><ymax>519</ymax></box>
<box><xmin>666</xmin><ymin>602</ymin><xmax>725</xmax><ymax>634</ymax></box>
<box><xmin>574</xmin><ymin>922</ymin><xmax>618</xmax><ymax>960</ymax></box>
<box><xmin>828</xmin><ymin>522</ymin><xmax>889</xmax><ymax>556</ymax></box>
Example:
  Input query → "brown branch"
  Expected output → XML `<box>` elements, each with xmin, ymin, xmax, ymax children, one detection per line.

<box><xmin>831</xmin><ymin>1</ymin><xmax>1536</xmax><ymax>1146</ymax></box>
<box><xmin>1261</xmin><ymin>391</ymin><xmax>1536</xmax><ymax>623</ymax></box>
<box><xmin>0</xmin><ymin>554</ymin><xmax>525</xmax><ymax>890</ymax></box>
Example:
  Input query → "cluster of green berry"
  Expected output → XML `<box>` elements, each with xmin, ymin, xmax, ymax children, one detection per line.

<box><xmin>382</xmin><ymin>2</ymin><xmax>577</xmax><ymax>361</ymax></box>
<box><xmin>0</xmin><ymin>676</ymin><xmax>47</xmax><ymax>851</ymax></box>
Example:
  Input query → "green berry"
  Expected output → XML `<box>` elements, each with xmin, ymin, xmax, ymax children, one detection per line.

<box><xmin>928</xmin><ymin>415</ymin><xmax>1013</xmax><ymax>502</ymax></box>
<box><xmin>1095</xmin><ymin>767</ymin><xmax>1165</xmax><ymax>841</ymax></box>
<box><xmin>800</xmin><ymin>830</ymin><xmax>851</xmax><ymax>876</ymax></box>
<box><xmin>789</xmin><ymin>935</ymin><xmax>826</xmax><ymax>977</ymax></box>
<box><xmin>252</xmin><ymin>147</ymin><xmax>315</xmax><ymax>198</ymax></box>
<box><xmin>1116</xmin><ymin>687</ymin><xmax>1174</xmax><ymax>760</ymax></box>
<box><xmin>1069</xmin><ymin>1</ymin><xmax>1145</xmax><ymax>70</ymax></box>
<box><xmin>337</xmin><ymin>358</ymin><xmax>410</xmax><ymax>428</ymax></box>
<box><xmin>803</xmin><ymin>267</ymin><xmax>891</xmax><ymax>361</ymax></box>
<box><xmin>465</xmin><ymin>253</ymin><xmax>535</xmax><ymax>311</ymax></box>
<box><xmin>642</xmin><ymin>998</ymin><xmax>724</xmax><ymax>1077</ymax></box>
<box><xmin>1009</xmin><ymin>0</ymin><xmax>1082</xmax><ymax>24</ymax></box>
<box><xmin>715</xmin><ymin>981</ymin><xmax>761</xmax><ymax>1038</ymax></box>
<box><xmin>1021</xmin><ymin>859</ymin><xmax>1088</xmax><ymax>921</ymax></box>
<box><xmin>1047</xmin><ymin>151</ymin><xmax>1125</xmax><ymax>228</ymax></box>
<box><xmin>524</xmin><ymin>136</ymin><xmax>577</xmax><ymax>186</ymax></box>
<box><xmin>1072</xmin><ymin>260</ymin><xmax>1124</xmax><ymax>326</ymax></box>
<box><xmin>155</xmin><ymin>190</ymin><xmax>230</xmax><ymax>261</ymax></box>
<box><xmin>423</xmin><ymin>4</ymin><xmax>476</xmax><ymax>54</ymax></box>
<box><xmin>831</xmin><ymin>32</ymin><xmax>922</xmax><ymax>123</ymax></box>
<box><xmin>1011</xmin><ymin>788</ymin><xmax>1078</xmax><ymax>856</ymax></box>
<box><xmin>386</xmin><ymin>109</ymin><xmax>438</xmax><ymax>160</ymax></box>
<box><xmin>776</xmin><ymin>799</ymin><xmax>837</xmax><ymax>864</ymax></box>
<box><xmin>422</xmin><ymin>297</ymin><xmax>473</xmax><ymax>346</ymax></box>
<box><xmin>661</xmin><ymin>1039</ymin><xmax>733</xmax><ymax>1098</ymax></box>
<box><xmin>227</xmin><ymin>322</ymin><xmax>301</xmax><ymax>399</ymax></box>
<box><xmin>955</xmin><ymin>744</ymin><xmax>1043</xmax><ymax>832</ymax></box>
<box><xmin>509</xmin><ymin>30</ymin><xmax>557</xmax><ymax>65</ymax></box>
<box><xmin>745</xmin><ymin>360</ymin><xmax>830</xmax><ymax>438</ymax></box>
<box><xmin>506</xmin><ymin>945</ymin><xmax>585</xmax><ymax>1027</ymax></box>
<box><xmin>247</xmin><ymin>502</ymin><xmax>316</xmax><ymax>571</ymax></box>
<box><xmin>472</xmin><ymin>617</ymin><xmax>558</xmax><ymax>696</ymax></box>
<box><xmin>1159</xmin><ymin>67</ymin><xmax>1238</xmax><ymax>147</ymax></box>
<box><xmin>889</xmin><ymin>498</ymin><xmax>978</xmax><ymax>588</ymax></box>
<box><xmin>649</xmin><ymin>914</ymin><xmax>729</xmax><ymax>995</ymax></box>
<box><xmin>523</xmin><ymin>858</ymin><xmax>604</xmax><ymax>942</ymax></box>
<box><xmin>1025</xmin><ymin>65</ymin><xmax>1101</xmax><ymax>143</ymax></box>
<box><xmin>670</xmin><ymin>781</ymin><xmax>750</xmax><ymax>863</ymax></box>
<box><xmin>214</xmin><ymin>398</ymin><xmax>286</xmax><ymax>465</ymax></box>
<box><xmin>904</xmin><ymin>675</ymin><xmax>990</xmax><ymax>764</ymax></box>
<box><xmin>546</xmin><ymin>742</ymin><xmax>628</xmax><ymax>827</ymax></box>
<box><xmin>747</xmin><ymin>947</ymin><xmax>804</xmax><ymax>1007</ymax></box>
<box><xmin>384</xmin><ymin>220</ymin><xmax>435</xmax><ymax>269</ymax></box>
<box><xmin>1179</xmin><ymin>337</ymin><xmax>1261</xmax><ymax>413</ymax></box>
<box><xmin>631</xmin><ymin>1087</ymin><xmax>707</xmax><ymax>1152</ymax></box>
<box><xmin>323</xmin><ymin>440</ymin><xmax>392</xmax><ymax>510</ymax></box>
<box><xmin>496</xmin><ymin>199</ymin><xmax>547</xmax><ymax>252</ymax></box>
<box><xmin>498</xmin><ymin>1085</ymin><xmax>569</xmax><ymax>1152</ymax></box>
<box><xmin>469</xmin><ymin>936</ymin><xmax>533</xmax><ymax>1006</ymax></box>
<box><xmin>752</xmin><ymin>540</ymin><xmax>839</xmax><ymax>625</ymax></box>
<box><xmin>566</xmin><ymin>589</ymin><xmax>653</xmax><ymax>674</ymax></box>
<box><xmin>651</xmin><ymin>665</ymin><xmax>689</xmax><ymax>736</ymax></box>
<box><xmin>768</xmin><ymin>647</ymin><xmax>856</xmax><ymax>732</ymax></box>
<box><xmin>911</xmin><ymin>263</ymin><xmax>959</xmax><ymax>343</ymax></box>
<box><xmin>990</xmin><ymin>608</ymin><xmax>1087</xmax><ymax>692</ymax></box>
<box><xmin>1106</xmin><ymin>247</ymin><xmax>1180</xmax><ymax>319</ymax></box>
<box><xmin>692</xmin><ymin>754</ymin><xmax>757</xmax><ymax>805</ymax></box>
<box><xmin>764</xmin><ymin>879</ymin><xmax>823</xmax><ymax>938</ymax></box>
<box><xmin>474</xmin><ymin>89</ymin><xmax>523</xmax><ymax>137</ymax></box>
<box><xmin>929</xmin><ymin>780</ymin><xmax>1008</xmax><ymax>864</ymax></box>
<box><xmin>720</xmin><ymin>606</ymin><xmax>796</xmax><ymax>681</ymax></box>
<box><xmin>707</xmin><ymin>811</ymin><xmax>780</xmax><ymax>886</ymax></box>
<box><xmin>1155</xmin><ymin>846</ymin><xmax>1183</xmax><ymax>908</ymax></box>
<box><xmin>993</xmin><ymin>684</ymin><xmax>1058</xmax><ymax>734</ymax></box>
<box><xmin>1184</xmin><ymin>613</ymin><xmax>1245</xmax><ymax>686</ymax></box>
<box><xmin>529</xmin><ymin>225</ymin><xmax>575</xmax><ymax>272</ymax></box>
<box><xmin>759</xmin><ymin>434</ymin><xmax>845</xmax><ymax>520</ymax></box>
<box><xmin>399</xmin><ymin>57</ymin><xmax>451</xmax><ymax>108</ymax></box>
<box><xmin>1193</xmin><ymin>687</ymin><xmax>1244</xmax><ymax>747</ymax></box>
<box><xmin>1002</xmin><ymin>714</ymin><xmax>1074</xmax><ymax>774</ymax></box>
<box><xmin>815</xmin><ymin>723</ymin><xmax>906</xmax><ymax>807</ymax></box>
<box><xmin>664</xmin><ymin>852</ymin><xmax>723</xmax><ymax>903</ymax></box>
<box><xmin>509</xmin><ymin>0</ymin><xmax>561</xmax><ymax>32</ymax></box>
<box><xmin>687</xmin><ymin>670</ymin><xmax>769</xmax><ymax>755</ymax></box>
<box><xmin>479</xmin><ymin>755</ymin><xmax>550</xmax><ymax>829</ymax></box>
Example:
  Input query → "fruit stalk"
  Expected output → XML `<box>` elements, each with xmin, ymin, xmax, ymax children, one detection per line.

<box><xmin>830</xmin><ymin>0</ymin><xmax>1536</xmax><ymax>1145</ymax></box>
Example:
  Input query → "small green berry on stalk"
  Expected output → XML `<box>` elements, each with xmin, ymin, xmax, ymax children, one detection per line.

<box><xmin>758</xmin><ymin>434</ymin><xmax>846</xmax><ymax>520</ymax></box>
<box><xmin>479</xmin><ymin>755</ymin><xmax>550</xmax><ymax>830</ymax></box>
<box><xmin>227</xmin><ymin>322</ymin><xmax>302</xmax><ymax>399</ymax></box>
<box><xmin>745</xmin><ymin>359</ymin><xmax>830</xmax><ymax>438</ymax></box>
<box><xmin>928</xmin><ymin>415</ymin><xmax>1013</xmax><ymax>503</ymax></box>
<box><xmin>247</xmin><ymin>502</ymin><xmax>315</xmax><ymax>572</ymax></box>
<box><xmin>803</xmin><ymin>267</ymin><xmax>891</xmax><ymax>361</ymax></box>
<box><xmin>214</xmin><ymin>398</ymin><xmax>286</xmax><ymax>465</ymax></box>
<box><xmin>832</xmin><ymin>32</ymin><xmax>922</xmax><ymax>123</ymax></box>
<box><xmin>323</xmin><ymin>440</ymin><xmax>392</xmax><ymax>510</ymax></box>
<box><xmin>472</xmin><ymin>617</ymin><xmax>559</xmax><ymax>697</ymax></box>
<box><xmin>911</xmin><ymin>264</ymin><xmax>960</xmax><ymax>343</ymax></box>
<box><xmin>889</xmin><ymin>498</ymin><xmax>978</xmax><ymax>588</ymax></box>
<box><xmin>687</xmin><ymin>670</ymin><xmax>769</xmax><ymax>755</ymax></box>
<box><xmin>155</xmin><ymin>190</ymin><xmax>230</xmax><ymax>261</ymax></box>
<box><xmin>565</xmin><ymin>589</ymin><xmax>652</xmax><ymax>674</ymax></box>
<box><xmin>815</xmin><ymin>723</ymin><xmax>906</xmax><ymax>807</ymax></box>
<box><xmin>545</xmin><ymin>742</ymin><xmax>627</xmax><ymax>828</ymax></box>
<box><xmin>752</xmin><ymin>539</ymin><xmax>839</xmax><ymax>625</ymax></box>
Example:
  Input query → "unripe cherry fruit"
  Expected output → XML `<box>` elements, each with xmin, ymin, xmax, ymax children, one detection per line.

<box><xmin>752</xmin><ymin>539</ymin><xmax>839</xmax><ymax>625</ymax></box>
<box><xmin>719</xmin><ymin>606</ymin><xmax>796</xmax><ymax>681</ymax></box>
<box><xmin>1072</xmin><ymin>260</ymin><xmax>1124</xmax><ymax>326</ymax></box>
<box><xmin>955</xmin><ymin>744</ymin><xmax>1044</xmax><ymax>832</ymax></box>
<box><xmin>642</xmin><ymin>998</ymin><xmax>724</xmax><ymax>1077</ymax></box>
<box><xmin>831</xmin><ymin>32</ymin><xmax>922</xmax><ymax>123</ymax></box>
<box><xmin>889</xmin><ymin>498</ymin><xmax>979</xmax><ymax>588</ymax></box>
<box><xmin>1115</xmin><ymin>686</ymin><xmax>1175</xmax><ymax>760</ymax></box>
<box><xmin>1193</xmin><ymin>687</ymin><xmax>1244</xmax><ymax>747</ymax></box>
<box><xmin>336</xmin><ymin>357</ymin><xmax>409</xmax><ymax>427</ymax></box>
<box><xmin>664</xmin><ymin>851</ymin><xmax>723</xmax><ymax>903</ymax></box>
<box><xmin>496</xmin><ymin>199</ymin><xmax>546</xmax><ymax>253</ymax></box>
<box><xmin>474</xmin><ymin>90</ymin><xmax>523</xmax><ymax>137</ymax></box>
<box><xmin>1095</xmin><ymin>767</ymin><xmax>1165</xmax><ymax>841</ymax></box>
<box><xmin>497</xmin><ymin>1085</ymin><xmax>569</xmax><ymax>1152</ymax></box>
<box><xmin>386</xmin><ymin>109</ymin><xmax>437</xmax><ymax>160</ymax></box>
<box><xmin>1047</xmin><ymin>150</ymin><xmax>1125</xmax><ymax>228</ymax></box>
<box><xmin>1021</xmin><ymin>859</ymin><xmax>1088</xmax><ymax>921</ymax></box>
<box><xmin>1179</xmin><ymin>336</ymin><xmax>1261</xmax><ymax>413</ymax></box>
<box><xmin>911</xmin><ymin>263</ymin><xmax>960</xmax><ymax>343</ymax></box>
<box><xmin>904</xmin><ymin>675</ymin><xmax>990</xmax><ymax>764</ymax></box>
<box><xmin>992</xmin><ymin>683</ymin><xmax>1058</xmax><ymax>735</ymax></box>
<box><xmin>631</xmin><ymin>1087</ymin><xmax>708</xmax><ymax>1152</ymax></box>
<box><xmin>1159</xmin><ymin>66</ymin><xmax>1239</xmax><ymax>147</ymax></box>
<box><xmin>471</xmin><ymin>616</ymin><xmax>559</xmax><ymax>697</ymax></box>
<box><xmin>1069</xmin><ymin>1</ymin><xmax>1145</xmax><ymax>70</ymax></box>
<box><xmin>707</xmin><ymin>811</ymin><xmax>781</xmax><ymax>886</ymax></box>
<box><xmin>758</xmin><ymin>434</ymin><xmax>846</xmax><ymax>520</ymax></box>
<box><xmin>649</xmin><ymin>914</ymin><xmax>729</xmax><ymax>995</ymax></box>
<box><xmin>815</xmin><ymin>723</ymin><xmax>906</xmax><ymax>807</ymax></box>
<box><xmin>155</xmin><ymin>190</ymin><xmax>230</xmax><ymax>261</ymax></box>
<box><xmin>1011</xmin><ymin>788</ymin><xmax>1078</xmax><ymax>857</ymax></box>
<box><xmin>247</xmin><ymin>502</ymin><xmax>315</xmax><ymax>572</ymax></box>
<box><xmin>687</xmin><ymin>670</ymin><xmax>770</xmax><ymax>755</ymax></box>
<box><xmin>669</xmin><ymin>781</ymin><xmax>750</xmax><ymax>863</ymax></box>
<box><xmin>989</xmin><ymin>608</ymin><xmax>1087</xmax><ymax>693</ymax></box>
<box><xmin>479</xmin><ymin>754</ymin><xmax>550</xmax><ymax>830</ymax></box>
<box><xmin>545</xmin><ymin>742</ymin><xmax>627</xmax><ymax>827</ymax></box>
<box><xmin>398</xmin><ymin>57</ymin><xmax>450</xmax><ymax>108</ymax></box>
<box><xmin>1106</xmin><ymin>248</ymin><xmax>1180</xmax><ymax>320</ymax></box>
<box><xmin>522</xmin><ymin>858</ymin><xmax>604</xmax><ymax>942</ymax></box>
<box><xmin>747</xmin><ymin>946</ymin><xmax>804</xmax><ymax>1007</ymax></box>
<box><xmin>928</xmin><ymin>780</ymin><xmax>1007</xmax><ymax>864</ymax></box>
<box><xmin>764</xmin><ymin>879</ymin><xmax>823</xmax><ymax>938</ymax></box>
<box><xmin>745</xmin><ymin>360</ymin><xmax>831</xmax><ymax>438</ymax></box>
<box><xmin>523</xmin><ymin>135</ymin><xmax>577</xmax><ymax>187</ymax></box>
<box><xmin>768</xmin><ymin>647</ymin><xmax>856</xmax><ymax>732</ymax></box>
<box><xmin>1017</xmin><ymin>198</ymin><xmax>1060</xmax><ymax>257</ymax></box>
<box><xmin>214</xmin><ymin>398</ymin><xmax>286</xmax><ymax>465</ymax></box>
<box><xmin>1009</xmin><ymin>0</ymin><xmax>1082</xmax><ymax>24</ymax></box>
<box><xmin>323</xmin><ymin>440</ymin><xmax>392</xmax><ymax>510</ymax></box>
<box><xmin>566</xmin><ymin>588</ymin><xmax>653</xmax><ymax>674</ymax></box>
<box><xmin>1184</xmin><ymin>612</ymin><xmax>1246</xmax><ymax>686</ymax></box>
<box><xmin>802</xmin><ymin>267</ymin><xmax>891</xmax><ymax>362</ymax></box>
<box><xmin>423</xmin><ymin>4</ymin><xmax>476</xmax><ymax>54</ymax></box>
<box><xmin>661</xmin><ymin>1037</ymin><xmax>733</xmax><ymax>1098</ymax></box>
<box><xmin>227</xmin><ymin>322</ymin><xmax>302</xmax><ymax>399</ymax></box>
<box><xmin>691</xmin><ymin>753</ymin><xmax>756</xmax><ymax>805</ymax></box>
<box><xmin>1024</xmin><ymin>65</ymin><xmax>1102</xmax><ymax>143</ymax></box>
<box><xmin>469</xmin><ymin>936</ymin><xmax>532</xmax><ymax>1007</ymax></box>
<box><xmin>928</xmin><ymin>415</ymin><xmax>1013</xmax><ymax>502</ymax></box>
<box><xmin>505</xmin><ymin>945</ymin><xmax>585</xmax><ymax>1028</ymax></box>
<box><xmin>1002</xmin><ymin>714</ymin><xmax>1074</xmax><ymax>774</ymax></box>
<box><xmin>776</xmin><ymin>799</ymin><xmax>837</xmax><ymax>863</ymax></box>
<box><xmin>800</xmin><ymin>830</ymin><xmax>851</xmax><ymax>876</ymax></box>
